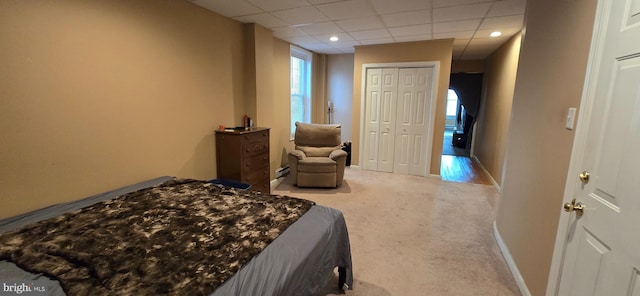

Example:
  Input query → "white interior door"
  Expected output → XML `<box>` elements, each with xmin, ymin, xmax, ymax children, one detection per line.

<box><xmin>377</xmin><ymin>68</ymin><xmax>398</xmax><ymax>173</ymax></box>
<box><xmin>394</xmin><ymin>68</ymin><xmax>433</xmax><ymax>176</ymax></box>
<box><xmin>557</xmin><ymin>0</ymin><xmax>640</xmax><ymax>294</ymax></box>
<box><xmin>362</xmin><ymin>68</ymin><xmax>381</xmax><ymax>171</ymax></box>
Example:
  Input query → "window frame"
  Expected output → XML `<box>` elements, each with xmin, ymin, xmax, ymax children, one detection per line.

<box><xmin>290</xmin><ymin>45</ymin><xmax>312</xmax><ymax>140</ymax></box>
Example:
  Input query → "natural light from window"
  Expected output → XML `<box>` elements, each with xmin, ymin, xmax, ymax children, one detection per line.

<box><xmin>290</xmin><ymin>46</ymin><xmax>312</xmax><ymax>139</ymax></box>
<box><xmin>446</xmin><ymin>89</ymin><xmax>459</xmax><ymax>116</ymax></box>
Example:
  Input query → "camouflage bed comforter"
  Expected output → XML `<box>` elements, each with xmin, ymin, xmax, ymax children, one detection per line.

<box><xmin>0</xmin><ymin>179</ymin><xmax>314</xmax><ymax>296</ymax></box>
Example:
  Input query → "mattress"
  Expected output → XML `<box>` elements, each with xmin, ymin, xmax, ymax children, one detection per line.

<box><xmin>0</xmin><ymin>177</ymin><xmax>353</xmax><ymax>296</ymax></box>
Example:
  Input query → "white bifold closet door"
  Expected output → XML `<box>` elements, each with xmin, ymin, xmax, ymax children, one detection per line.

<box><xmin>363</xmin><ymin>67</ymin><xmax>433</xmax><ymax>176</ymax></box>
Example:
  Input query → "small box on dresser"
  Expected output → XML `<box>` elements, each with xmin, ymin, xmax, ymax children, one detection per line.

<box><xmin>215</xmin><ymin>127</ymin><xmax>270</xmax><ymax>193</ymax></box>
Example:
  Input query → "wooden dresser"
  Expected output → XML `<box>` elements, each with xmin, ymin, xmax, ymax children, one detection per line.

<box><xmin>215</xmin><ymin>127</ymin><xmax>270</xmax><ymax>193</ymax></box>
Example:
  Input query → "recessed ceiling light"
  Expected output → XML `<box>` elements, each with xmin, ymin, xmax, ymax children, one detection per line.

<box><xmin>330</xmin><ymin>36</ymin><xmax>339</xmax><ymax>42</ymax></box>
<box><xmin>490</xmin><ymin>31</ymin><xmax>502</xmax><ymax>37</ymax></box>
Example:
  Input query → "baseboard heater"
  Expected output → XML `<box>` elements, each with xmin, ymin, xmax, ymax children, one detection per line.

<box><xmin>275</xmin><ymin>166</ymin><xmax>290</xmax><ymax>179</ymax></box>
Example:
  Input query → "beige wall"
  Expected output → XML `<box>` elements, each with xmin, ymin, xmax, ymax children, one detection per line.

<box><xmin>272</xmin><ymin>38</ymin><xmax>295</xmax><ymax>169</ymax></box>
<box><xmin>474</xmin><ymin>33</ymin><xmax>522</xmax><ymax>188</ymax></box>
<box><xmin>0</xmin><ymin>0</ymin><xmax>246</xmax><ymax>219</ymax></box>
<box><xmin>312</xmin><ymin>54</ymin><xmax>329</xmax><ymax>124</ymax></box>
<box><xmin>327</xmin><ymin>54</ymin><xmax>355</xmax><ymax>142</ymax></box>
<box><xmin>352</xmin><ymin>40</ymin><xmax>454</xmax><ymax>175</ymax></box>
<box><xmin>495</xmin><ymin>0</ymin><xmax>597</xmax><ymax>294</ymax></box>
<box><xmin>244</xmin><ymin>23</ymin><xmax>280</xmax><ymax>179</ymax></box>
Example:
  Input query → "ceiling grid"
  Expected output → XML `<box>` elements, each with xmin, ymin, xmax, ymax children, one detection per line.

<box><xmin>190</xmin><ymin>0</ymin><xmax>525</xmax><ymax>59</ymax></box>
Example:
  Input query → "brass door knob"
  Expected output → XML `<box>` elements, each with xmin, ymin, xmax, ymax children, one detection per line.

<box><xmin>563</xmin><ymin>198</ymin><xmax>585</xmax><ymax>217</ymax></box>
<box><xmin>579</xmin><ymin>171</ymin><xmax>590</xmax><ymax>183</ymax></box>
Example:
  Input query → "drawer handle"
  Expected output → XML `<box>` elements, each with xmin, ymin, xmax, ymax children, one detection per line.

<box><xmin>246</xmin><ymin>145</ymin><xmax>265</xmax><ymax>152</ymax></box>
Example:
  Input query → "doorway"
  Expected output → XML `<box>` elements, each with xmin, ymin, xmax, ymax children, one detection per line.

<box><xmin>442</xmin><ymin>88</ymin><xmax>469</xmax><ymax>157</ymax></box>
<box><xmin>440</xmin><ymin>73</ymin><xmax>486</xmax><ymax>184</ymax></box>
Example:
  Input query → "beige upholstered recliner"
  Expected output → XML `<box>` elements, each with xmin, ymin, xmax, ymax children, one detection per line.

<box><xmin>288</xmin><ymin>122</ymin><xmax>347</xmax><ymax>188</ymax></box>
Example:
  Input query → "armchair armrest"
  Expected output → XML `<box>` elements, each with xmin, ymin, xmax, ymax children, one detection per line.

<box><xmin>329</xmin><ymin>149</ymin><xmax>347</xmax><ymax>161</ymax></box>
<box><xmin>288</xmin><ymin>149</ymin><xmax>306</xmax><ymax>160</ymax></box>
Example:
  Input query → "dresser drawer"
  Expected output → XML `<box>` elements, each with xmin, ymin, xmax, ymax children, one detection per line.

<box><xmin>251</xmin><ymin>183</ymin><xmax>270</xmax><ymax>194</ymax></box>
<box><xmin>242</xmin><ymin>130</ymin><xmax>269</xmax><ymax>144</ymax></box>
<box><xmin>244</xmin><ymin>141</ymin><xmax>269</xmax><ymax>156</ymax></box>
<box><xmin>242</xmin><ymin>169</ymin><xmax>269</xmax><ymax>185</ymax></box>
<box><xmin>243</xmin><ymin>154</ymin><xmax>269</xmax><ymax>173</ymax></box>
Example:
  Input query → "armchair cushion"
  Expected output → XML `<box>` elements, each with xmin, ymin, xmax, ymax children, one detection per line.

<box><xmin>297</xmin><ymin>146</ymin><xmax>340</xmax><ymax>157</ymax></box>
<box><xmin>298</xmin><ymin>157</ymin><xmax>337</xmax><ymax>173</ymax></box>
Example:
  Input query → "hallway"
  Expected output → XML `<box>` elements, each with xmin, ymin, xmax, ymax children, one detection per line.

<box><xmin>440</xmin><ymin>155</ymin><xmax>492</xmax><ymax>185</ymax></box>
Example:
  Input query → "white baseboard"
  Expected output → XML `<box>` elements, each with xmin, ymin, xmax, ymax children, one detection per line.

<box><xmin>270</xmin><ymin>177</ymin><xmax>285</xmax><ymax>192</ymax></box>
<box><xmin>493</xmin><ymin>221</ymin><xmax>531</xmax><ymax>296</ymax></box>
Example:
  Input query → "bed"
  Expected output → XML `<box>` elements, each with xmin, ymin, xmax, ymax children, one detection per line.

<box><xmin>0</xmin><ymin>177</ymin><xmax>353</xmax><ymax>296</ymax></box>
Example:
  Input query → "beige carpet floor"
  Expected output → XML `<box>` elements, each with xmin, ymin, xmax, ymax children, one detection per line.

<box><xmin>273</xmin><ymin>167</ymin><xmax>521</xmax><ymax>296</ymax></box>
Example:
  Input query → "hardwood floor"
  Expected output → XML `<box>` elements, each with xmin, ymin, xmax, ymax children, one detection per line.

<box><xmin>440</xmin><ymin>155</ymin><xmax>493</xmax><ymax>185</ymax></box>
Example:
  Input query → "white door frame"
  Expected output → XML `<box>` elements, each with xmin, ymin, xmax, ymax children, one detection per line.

<box><xmin>545</xmin><ymin>0</ymin><xmax>609</xmax><ymax>294</ymax></box>
<box><xmin>359</xmin><ymin>61</ymin><xmax>440</xmax><ymax>176</ymax></box>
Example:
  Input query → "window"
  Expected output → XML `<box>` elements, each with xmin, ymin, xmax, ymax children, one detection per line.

<box><xmin>446</xmin><ymin>89</ymin><xmax>459</xmax><ymax>116</ymax></box>
<box><xmin>290</xmin><ymin>46</ymin><xmax>312</xmax><ymax>139</ymax></box>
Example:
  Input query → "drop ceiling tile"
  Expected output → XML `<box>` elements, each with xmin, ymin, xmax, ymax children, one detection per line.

<box><xmin>314</xmin><ymin>32</ymin><xmax>354</xmax><ymax>42</ymax></box>
<box><xmin>303</xmin><ymin>43</ymin><xmax>338</xmax><ymax>52</ymax></box>
<box><xmin>468</xmin><ymin>37</ymin><xmax>506</xmax><ymax>47</ymax></box>
<box><xmin>475</xmin><ymin>27</ymin><xmax>521</xmax><ymax>38</ymax></box>
<box><xmin>272</xmin><ymin>26</ymin><xmax>308</xmax><ymax>38</ymax></box>
<box><xmin>370</xmin><ymin>0</ymin><xmax>431</xmax><ymax>14</ymax></box>
<box><xmin>191</xmin><ymin>0</ymin><xmax>526</xmax><ymax>57</ymax></box>
<box><xmin>479</xmin><ymin>15</ymin><xmax>524</xmax><ymax>30</ymax></box>
<box><xmin>191</xmin><ymin>0</ymin><xmax>262</xmax><ymax>17</ymax></box>
<box><xmin>333</xmin><ymin>46</ymin><xmax>356</xmax><ymax>53</ymax></box>
<box><xmin>246</xmin><ymin>0</ymin><xmax>310</xmax><ymax>12</ymax></box>
<box><xmin>358</xmin><ymin>37</ymin><xmax>395</xmax><ymax>45</ymax></box>
<box><xmin>332</xmin><ymin>40</ymin><xmax>361</xmax><ymax>47</ymax></box>
<box><xmin>349</xmin><ymin>28</ymin><xmax>391</xmax><ymax>40</ymax></box>
<box><xmin>487</xmin><ymin>0</ymin><xmax>526</xmax><ymax>17</ymax></box>
<box><xmin>327</xmin><ymin>48</ymin><xmax>346</xmax><ymax>54</ymax></box>
<box><xmin>433</xmin><ymin>2</ymin><xmax>492</xmax><ymax>22</ymax></box>
<box><xmin>234</xmin><ymin>13</ymin><xmax>289</xmax><ymax>27</ymax></box>
<box><xmin>394</xmin><ymin>34</ymin><xmax>433</xmax><ymax>42</ymax></box>
<box><xmin>432</xmin><ymin>0</ymin><xmax>490</xmax><ymax>9</ymax></box>
<box><xmin>335</xmin><ymin>16</ymin><xmax>385</xmax><ymax>31</ymax></box>
<box><xmin>433</xmin><ymin>19</ymin><xmax>481</xmax><ymax>33</ymax></box>
<box><xmin>272</xmin><ymin>6</ymin><xmax>330</xmax><ymax>25</ymax></box>
<box><xmin>433</xmin><ymin>30</ymin><xmax>474</xmax><ymax>39</ymax></box>
<box><xmin>388</xmin><ymin>24</ymin><xmax>431</xmax><ymax>37</ymax></box>
<box><xmin>333</xmin><ymin>41</ymin><xmax>359</xmax><ymax>53</ymax></box>
<box><xmin>287</xmin><ymin>35</ymin><xmax>326</xmax><ymax>45</ymax></box>
<box><xmin>453</xmin><ymin>38</ymin><xmax>470</xmax><ymax>47</ymax></box>
<box><xmin>380</xmin><ymin>10</ymin><xmax>432</xmax><ymax>27</ymax></box>
<box><xmin>338</xmin><ymin>48</ymin><xmax>355</xmax><ymax>54</ymax></box>
<box><xmin>316</xmin><ymin>0</ymin><xmax>378</xmax><ymax>20</ymax></box>
<box><xmin>295</xmin><ymin>21</ymin><xmax>343</xmax><ymax>35</ymax></box>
